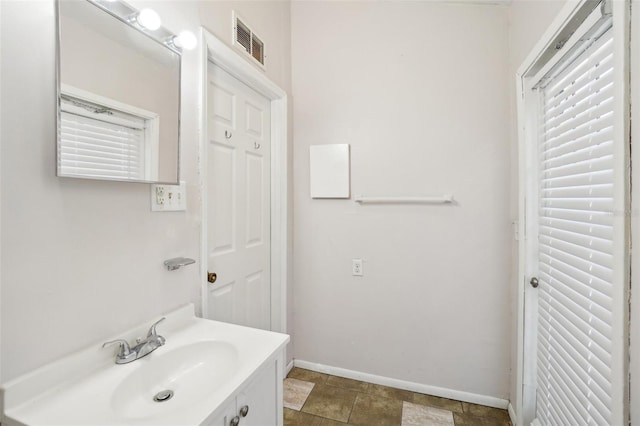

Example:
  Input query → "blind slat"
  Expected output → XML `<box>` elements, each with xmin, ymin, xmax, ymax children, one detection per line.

<box><xmin>541</xmin><ymin>207</ymin><xmax>613</xmax><ymax>227</ymax></box>
<box><xmin>542</xmin><ymin>154</ymin><xmax>613</xmax><ymax>180</ymax></box>
<box><xmin>544</xmin><ymin>126</ymin><xmax>613</xmax><ymax>159</ymax></box>
<box><xmin>542</xmin><ymin>140</ymin><xmax>613</xmax><ymax>171</ymax></box>
<box><xmin>539</xmin><ymin>215</ymin><xmax>612</xmax><ymax>239</ymax></box>
<box><xmin>60</xmin><ymin>145</ymin><xmax>142</xmax><ymax>159</ymax></box>
<box><xmin>541</xmin><ymin>172</ymin><xmax>613</xmax><ymax>191</ymax></box>
<box><xmin>541</xmin><ymin>183</ymin><xmax>613</xmax><ymax>199</ymax></box>
<box><xmin>539</xmin><ymin>195</ymin><xmax>613</xmax><ymax>211</ymax></box>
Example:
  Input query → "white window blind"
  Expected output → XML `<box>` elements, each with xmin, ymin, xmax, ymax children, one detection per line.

<box><xmin>536</xmin><ymin>16</ymin><xmax>615</xmax><ymax>426</ymax></box>
<box><xmin>59</xmin><ymin>95</ymin><xmax>146</xmax><ymax>180</ymax></box>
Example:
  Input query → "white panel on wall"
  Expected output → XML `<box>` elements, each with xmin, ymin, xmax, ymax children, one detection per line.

<box><xmin>309</xmin><ymin>144</ymin><xmax>350</xmax><ymax>199</ymax></box>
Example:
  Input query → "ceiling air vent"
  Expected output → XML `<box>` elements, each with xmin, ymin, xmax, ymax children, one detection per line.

<box><xmin>233</xmin><ymin>13</ymin><xmax>265</xmax><ymax>67</ymax></box>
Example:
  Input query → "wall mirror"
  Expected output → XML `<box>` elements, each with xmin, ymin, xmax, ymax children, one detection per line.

<box><xmin>56</xmin><ymin>0</ymin><xmax>181</xmax><ymax>184</ymax></box>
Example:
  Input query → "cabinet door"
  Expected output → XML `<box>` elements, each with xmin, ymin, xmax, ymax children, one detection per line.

<box><xmin>202</xmin><ymin>399</ymin><xmax>238</xmax><ymax>426</ymax></box>
<box><xmin>236</xmin><ymin>360</ymin><xmax>277</xmax><ymax>426</ymax></box>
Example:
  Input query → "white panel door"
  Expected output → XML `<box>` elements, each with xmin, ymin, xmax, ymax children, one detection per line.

<box><xmin>207</xmin><ymin>63</ymin><xmax>271</xmax><ymax>330</ymax></box>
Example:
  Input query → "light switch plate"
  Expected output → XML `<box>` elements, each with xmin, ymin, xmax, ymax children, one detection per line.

<box><xmin>151</xmin><ymin>181</ymin><xmax>186</xmax><ymax>212</ymax></box>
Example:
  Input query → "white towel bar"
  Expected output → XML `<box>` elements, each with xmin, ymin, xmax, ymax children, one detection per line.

<box><xmin>354</xmin><ymin>195</ymin><xmax>454</xmax><ymax>204</ymax></box>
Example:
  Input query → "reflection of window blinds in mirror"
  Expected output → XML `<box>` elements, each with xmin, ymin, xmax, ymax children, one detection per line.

<box><xmin>59</xmin><ymin>95</ymin><xmax>145</xmax><ymax>180</ymax></box>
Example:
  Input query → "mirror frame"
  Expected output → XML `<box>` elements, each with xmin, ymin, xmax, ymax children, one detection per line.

<box><xmin>55</xmin><ymin>0</ymin><xmax>182</xmax><ymax>184</ymax></box>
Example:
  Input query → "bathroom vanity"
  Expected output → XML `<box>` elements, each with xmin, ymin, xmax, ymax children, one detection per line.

<box><xmin>0</xmin><ymin>305</ymin><xmax>289</xmax><ymax>426</ymax></box>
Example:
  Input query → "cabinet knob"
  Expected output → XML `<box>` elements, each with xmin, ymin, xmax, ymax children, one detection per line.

<box><xmin>208</xmin><ymin>272</ymin><xmax>217</xmax><ymax>283</ymax></box>
<box><xmin>239</xmin><ymin>405</ymin><xmax>249</xmax><ymax>417</ymax></box>
<box><xmin>230</xmin><ymin>416</ymin><xmax>240</xmax><ymax>426</ymax></box>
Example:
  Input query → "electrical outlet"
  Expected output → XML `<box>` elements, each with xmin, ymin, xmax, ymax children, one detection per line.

<box><xmin>352</xmin><ymin>259</ymin><xmax>363</xmax><ymax>276</ymax></box>
<box><xmin>151</xmin><ymin>182</ymin><xmax>186</xmax><ymax>212</ymax></box>
<box><xmin>155</xmin><ymin>186</ymin><xmax>166</xmax><ymax>205</ymax></box>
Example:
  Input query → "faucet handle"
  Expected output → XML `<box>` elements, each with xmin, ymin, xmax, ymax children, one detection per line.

<box><xmin>103</xmin><ymin>339</ymin><xmax>136</xmax><ymax>364</ymax></box>
<box><xmin>102</xmin><ymin>339</ymin><xmax>132</xmax><ymax>356</ymax></box>
<box><xmin>147</xmin><ymin>317</ymin><xmax>166</xmax><ymax>338</ymax></box>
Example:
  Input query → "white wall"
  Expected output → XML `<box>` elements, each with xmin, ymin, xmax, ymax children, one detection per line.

<box><xmin>0</xmin><ymin>0</ymin><xmax>291</xmax><ymax>383</ymax></box>
<box><xmin>506</xmin><ymin>0</ymin><xmax>567</xmax><ymax>414</ymax></box>
<box><xmin>291</xmin><ymin>1</ymin><xmax>511</xmax><ymax>400</ymax></box>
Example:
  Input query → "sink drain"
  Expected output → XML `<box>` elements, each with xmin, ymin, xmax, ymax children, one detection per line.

<box><xmin>153</xmin><ymin>390</ymin><xmax>174</xmax><ymax>402</ymax></box>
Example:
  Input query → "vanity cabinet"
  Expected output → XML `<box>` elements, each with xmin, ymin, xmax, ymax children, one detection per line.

<box><xmin>204</xmin><ymin>356</ymin><xmax>282</xmax><ymax>426</ymax></box>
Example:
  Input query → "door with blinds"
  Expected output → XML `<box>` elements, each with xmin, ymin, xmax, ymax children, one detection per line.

<box><xmin>527</xmin><ymin>3</ymin><xmax>628</xmax><ymax>425</ymax></box>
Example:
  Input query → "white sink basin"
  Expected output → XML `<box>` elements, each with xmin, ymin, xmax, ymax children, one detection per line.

<box><xmin>0</xmin><ymin>304</ymin><xmax>289</xmax><ymax>426</ymax></box>
<box><xmin>112</xmin><ymin>341</ymin><xmax>239</xmax><ymax>419</ymax></box>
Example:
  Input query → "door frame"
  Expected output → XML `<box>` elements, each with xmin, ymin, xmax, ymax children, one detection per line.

<box><xmin>515</xmin><ymin>1</ymin><xmax>630</xmax><ymax>425</ymax></box>
<box><xmin>631</xmin><ymin>2</ymin><xmax>640</xmax><ymax>423</ymax></box>
<box><xmin>197</xmin><ymin>28</ymin><xmax>288</xmax><ymax>334</ymax></box>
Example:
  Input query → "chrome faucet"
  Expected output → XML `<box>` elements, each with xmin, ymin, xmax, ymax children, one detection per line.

<box><xmin>102</xmin><ymin>317</ymin><xmax>166</xmax><ymax>364</ymax></box>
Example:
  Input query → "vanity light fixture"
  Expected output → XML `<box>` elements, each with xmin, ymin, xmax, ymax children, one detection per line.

<box><xmin>134</xmin><ymin>8</ymin><xmax>161</xmax><ymax>31</ymax></box>
<box><xmin>175</xmin><ymin>31</ymin><xmax>197</xmax><ymax>50</ymax></box>
<box><xmin>166</xmin><ymin>31</ymin><xmax>197</xmax><ymax>50</ymax></box>
<box><xmin>88</xmin><ymin>0</ymin><xmax>181</xmax><ymax>53</ymax></box>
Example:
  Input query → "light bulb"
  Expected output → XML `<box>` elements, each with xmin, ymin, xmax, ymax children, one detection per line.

<box><xmin>137</xmin><ymin>9</ymin><xmax>161</xmax><ymax>31</ymax></box>
<box><xmin>174</xmin><ymin>31</ymin><xmax>197</xmax><ymax>50</ymax></box>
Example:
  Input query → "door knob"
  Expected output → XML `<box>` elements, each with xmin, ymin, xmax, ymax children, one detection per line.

<box><xmin>530</xmin><ymin>277</ymin><xmax>539</xmax><ymax>288</ymax></box>
<box><xmin>207</xmin><ymin>272</ymin><xmax>217</xmax><ymax>283</ymax></box>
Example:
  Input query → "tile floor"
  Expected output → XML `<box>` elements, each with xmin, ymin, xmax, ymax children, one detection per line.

<box><xmin>284</xmin><ymin>368</ymin><xmax>512</xmax><ymax>426</ymax></box>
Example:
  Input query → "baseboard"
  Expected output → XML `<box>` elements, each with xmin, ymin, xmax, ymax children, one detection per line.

<box><xmin>508</xmin><ymin>402</ymin><xmax>517</xmax><ymax>425</ymax></box>
<box><xmin>293</xmin><ymin>359</ymin><xmax>509</xmax><ymax>410</ymax></box>
<box><xmin>286</xmin><ymin>360</ymin><xmax>294</xmax><ymax>375</ymax></box>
